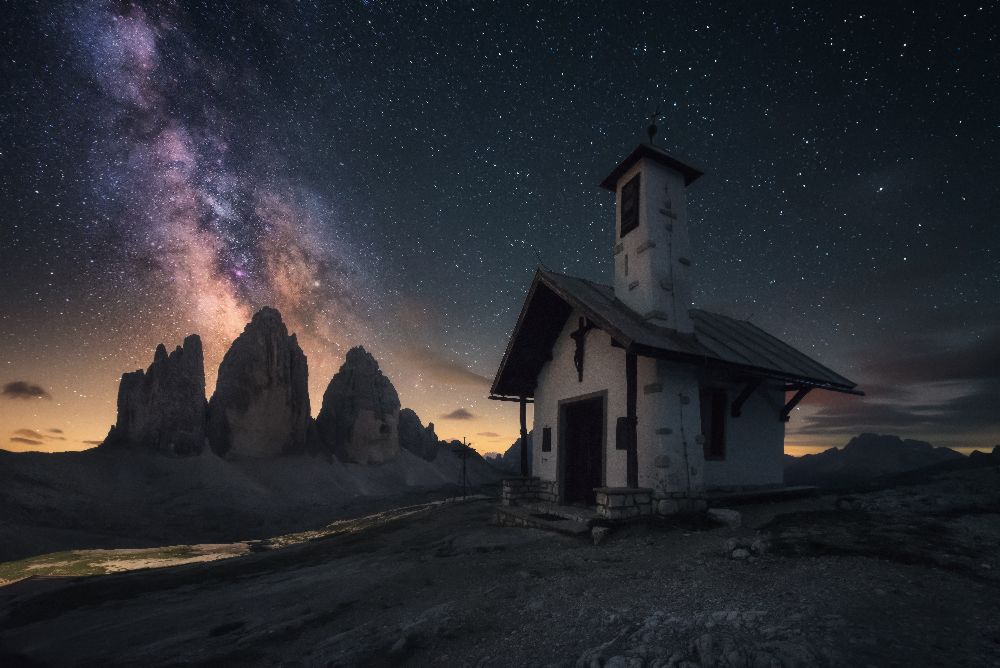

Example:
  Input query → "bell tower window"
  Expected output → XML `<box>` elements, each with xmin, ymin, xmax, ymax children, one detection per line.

<box><xmin>619</xmin><ymin>173</ymin><xmax>640</xmax><ymax>238</ymax></box>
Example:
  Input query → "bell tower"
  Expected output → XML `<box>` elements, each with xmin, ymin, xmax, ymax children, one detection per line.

<box><xmin>600</xmin><ymin>139</ymin><xmax>703</xmax><ymax>333</ymax></box>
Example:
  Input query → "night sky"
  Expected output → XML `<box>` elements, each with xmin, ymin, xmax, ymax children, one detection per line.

<box><xmin>1</xmin><ymin>1</ymin><xmax>997</xmax><ymax>455</ymax></box>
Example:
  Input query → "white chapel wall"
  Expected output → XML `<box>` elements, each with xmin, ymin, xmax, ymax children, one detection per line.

<box><xmin>636</xmin><ymin>360</ymin><xmax>705</xmax><ymax>495</ymax></box>
<box><xmin>532</xmin><ymin>308</ymin><xmax>627</xmax><ymax>487</ymax></box>
<box><xmin>701</xmin><ymin>383</ymin><xmax>786</xmax><ymax>488</ymax></box>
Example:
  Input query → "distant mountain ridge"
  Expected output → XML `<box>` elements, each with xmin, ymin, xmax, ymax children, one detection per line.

<box><xmin>97</xmin><ymin>306</ymin><xmax>486</xmax><ymax>469</ymax></box>
<box><xmin>784</xmin><ymin>433</ymin><xmax>967</xmax><ymax>487</ymax></box>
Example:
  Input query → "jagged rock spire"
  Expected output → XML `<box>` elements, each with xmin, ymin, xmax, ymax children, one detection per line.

<box><xmin>102</xmin><ymin>334</ymin><xmax>207</xmax><ymax>455</ymax></box>
<box><xmin>316</xmin><ymin>346</ymin><xmax>401</xmax><ymax>464</ymax></box>
<box><xmin>207</xmin><ymin>307</ymin><xmax>310</xmax><ymax>457</ymax></box>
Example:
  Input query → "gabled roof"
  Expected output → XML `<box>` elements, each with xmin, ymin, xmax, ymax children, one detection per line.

<box><xmin>490</xmin><ymin>269</ymin><xmax>860</xmax><ymax>398</ymax></box>
<box><xmin>599</xmin><ymin>143</ymin><xmax>704</xmax><ymax>190</ymax></box>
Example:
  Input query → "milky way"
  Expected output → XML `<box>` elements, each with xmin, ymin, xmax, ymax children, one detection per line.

<box><xmin>67</xmin><ymin>2</ymin><xmax>377</xmax><ymax>369</ymax></box>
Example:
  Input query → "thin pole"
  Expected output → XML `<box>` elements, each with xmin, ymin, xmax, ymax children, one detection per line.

<box><xmin>626</xmin><ymin>350</ymin><xmax>638</xmax><ymax>488</ymax></box>
<box><xmin>462</xmin><ymin>437</ymin><xmax>468</xmax><ymax>500</ymax></box>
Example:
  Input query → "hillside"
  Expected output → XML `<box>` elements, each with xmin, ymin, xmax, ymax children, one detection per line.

<box><xmin>0</xmin><ymin>444</ymin><xmax>499</xmax><ymax>562</ymax></box>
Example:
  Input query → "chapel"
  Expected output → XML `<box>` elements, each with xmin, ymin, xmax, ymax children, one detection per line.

<box><xmin>490</xmin><ymin>136</ymin><xmax>860</xmax><ymax>518</ymax></box>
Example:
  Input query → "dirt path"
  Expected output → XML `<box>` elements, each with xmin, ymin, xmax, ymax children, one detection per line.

<box><xmin>1</xmin><ymin>479</ymin><xmax>999</xmax><ymax>667</ymax></box>
<box><xmin>0</xmin><ymin>494</ymin><xmax>491</xmax><ymax>587</ymax></box>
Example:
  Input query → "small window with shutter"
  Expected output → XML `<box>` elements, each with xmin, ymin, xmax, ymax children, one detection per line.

<box><xmin>700</xmin><ymin>388</ymin><xmax>727</xmax><ymax>460</ymax></box>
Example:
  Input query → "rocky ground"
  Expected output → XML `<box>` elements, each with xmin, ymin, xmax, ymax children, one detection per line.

<box><xmin>1</xmin><ymin>466</ymin><xmax>999</xmax><ymax>667</ymax></box>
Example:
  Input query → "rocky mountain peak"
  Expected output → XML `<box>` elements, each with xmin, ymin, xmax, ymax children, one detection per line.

<box><xmin>207</xmin><ymin>307</ymin><xmax>310</xmax><ymax>457</ymax></box>
<box><xmin>398</xmin><ymin>408</ymin><xmax>439</xmax><ymax>461</ymax></box>
<box><xmin>101</xmin><ymin>334</ymin><xmax>207</xmax><ymax>455</ymax></box>
<box><xmin>343</xmin><ymin>346</ymin><xmax>379</xmax><ymax>370</ymax></box>
<box><xmin>250</xmin><ymin>306</ymin><xmax>285</xmax><ymax>326</ymax></box>
<box><xmin>316</xmin><ymin>345</ymin><xmax>401</xmax><ymax>464</ymax></box>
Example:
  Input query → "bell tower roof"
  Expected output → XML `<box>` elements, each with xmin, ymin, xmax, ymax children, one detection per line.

<box><xmin>599</xmin><ymin>143</ymin><xmax>704</xmax><ymax>190</ymax></box>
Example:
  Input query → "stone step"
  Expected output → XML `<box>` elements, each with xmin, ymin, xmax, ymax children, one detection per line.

<box><xmin>494</xmin><ymin>505</ymin><xmax>591</xmax><ymax>537</ymax></box>
<box><xmin>516</xmin><ymin>501</ymin><xmax>600</xmax><ymax>525</ymax></box>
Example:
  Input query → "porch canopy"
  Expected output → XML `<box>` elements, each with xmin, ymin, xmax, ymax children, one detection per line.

<box><xmin>490</xmin><ymin>269</ymin><xmax>860</xmax><ymax>400</ymax></box>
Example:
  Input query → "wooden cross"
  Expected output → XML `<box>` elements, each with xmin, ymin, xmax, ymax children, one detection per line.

<box><xmin>647</xmin><ymin>106</ymin><xmax>662</xmax><ymax>144</ymax></box>
<box><xmin>570</xmin><ymin>317</ymin><xmax>595</xmax><ymax>382</ymax></box>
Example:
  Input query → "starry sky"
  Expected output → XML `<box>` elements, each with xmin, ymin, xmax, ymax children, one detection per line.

<box><xmin>1</xmin><ymin>1</ymin><xmax>997</xmax><ymax>455</ymax></box>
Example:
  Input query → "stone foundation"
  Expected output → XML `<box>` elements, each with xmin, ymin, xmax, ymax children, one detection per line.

<box><xmin>594</xmin><ymin>487</ymin><xmax>653</xmax><ymax>521</ymax></box>
<box><xmin>652</xmin><ymin>489</ymin><xmax>708</xmax><ymax>515</ymax></box>
<box><xmin>502</xmin><ymin>477</ymin><xmax>558</xmax><ymax>506</ymax></box>
<box><xmin>503</xmin><ymin>478</ymin><xmax>708</xmax><ymax>519</ymax></box>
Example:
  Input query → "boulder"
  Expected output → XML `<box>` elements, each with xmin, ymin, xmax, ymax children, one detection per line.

<box><xmin>398</xmin><ymin>408</ymin><xmax>438</xmax><ymax>461</ymax></box>
<box><xmin>725</xmin><ymin>534</ymin><xmax>770</xmax><ymax>559</ymax></box>
<box><xmin>316</xmin><ymin>346</ymin><xmax>400</xmax><ymax>464</ymax></box>
<box><xmin>591</xmin><ymin>526</ymin><xmax>611</xmax><ymax>546</ymax></box>
<box><xmin>707</xmin><ymin>508</ymin><xmax>742</xmax><ymax>528</ymax></box>
<box><xmin>207</xmin><ymin>307</ymin><xmax>310</xmax><ymax>457</ymax></box>
<box><xmin>102</xmin><ymin>334</ymin><xmax>207</xmax><ymax>455</ymax></box>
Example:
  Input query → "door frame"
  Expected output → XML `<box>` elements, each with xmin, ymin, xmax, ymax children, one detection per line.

<box><xmin>557</xmin><ymin>390</ymin><xmax>608</xmax><ymax>505</ymax></box>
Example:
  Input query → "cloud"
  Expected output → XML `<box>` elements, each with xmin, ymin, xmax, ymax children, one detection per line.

<box><xmin>865</xmin><ymin>331</ymin><xmax>1000</xmax><ymax>385</ymax></box>
<box><xmin>49</xmin><ymin>428</ymin><xmax>64</xmax><ymax>434</ymax></box>
<box><xmin>12</xmin><ymin>428</ymin><xmax>66</xmax><ymax>442</ymax></box>
<box><xmin>792</xmin><ymin>327</ymin><xmax>1000</xmax><ymax>444</ymax></box>
<box><xmin>795</xmin><ymin>378</ymin><xmax>1000</xmax><ymax>437</ymax></box>
<box><xmin>477</xmin><ymin>431</ymin><xmax>500</xmax><ymax>438</ymax></box>
<box><xmin>441</xmin><ymin>408</ymin><xmax>475</xmax><ymax>420</ymax></box>
<box><xmin>83</xmin><ymin>440</ymin><xmax>103</xmax><ymax>445</ymax></box>
<box><xmin>10</xmin><ymin>437</ymin><xmax>43</xmax><ymax>446</ymax></box>
<box><xmin>401</xmin><ymin>346</ymin><xmax>491</xmax><ymax>388</ymax></box>
<box><xmin>2</xmin><ymin>381</ymin><xmax>52</xmax><ymax>400</ymax></box>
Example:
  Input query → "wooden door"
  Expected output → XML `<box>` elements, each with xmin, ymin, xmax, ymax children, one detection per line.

<box><xmin>562</xmin><ymin>396</ymin><xmax>604</xmax><ymax>506</ymax></box>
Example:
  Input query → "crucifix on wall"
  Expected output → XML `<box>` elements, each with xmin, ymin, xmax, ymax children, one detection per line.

<box><xmin>570</xmin><ymin>316</ymin><xmax>595</xmax><ymax>382</ymax></box>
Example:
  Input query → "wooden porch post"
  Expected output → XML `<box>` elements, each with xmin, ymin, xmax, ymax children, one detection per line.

<box><xmin>519</xmin><ymin>396</ymin><xmax>529</xmax><ymax>477</ymax></box>
<box><xmin>625</xmin><ymin>350</ymin><xmax>638</xmax><ymax>488</ymax></box>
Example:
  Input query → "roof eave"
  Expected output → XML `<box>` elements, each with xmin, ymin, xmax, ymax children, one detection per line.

<box><xmin>599</xmin><ymin>144</ymin><xmax>704</xmax><ymax>190</ymax></box>
<box><xmin>489</xmin><ymin>269</ymin><xmax>547</xmax><ymax>398</ymax></box>
<box><xmin>490</xmin><ymin>269</ymin><xmax>641</xmax><ymax>398</ymax></box>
